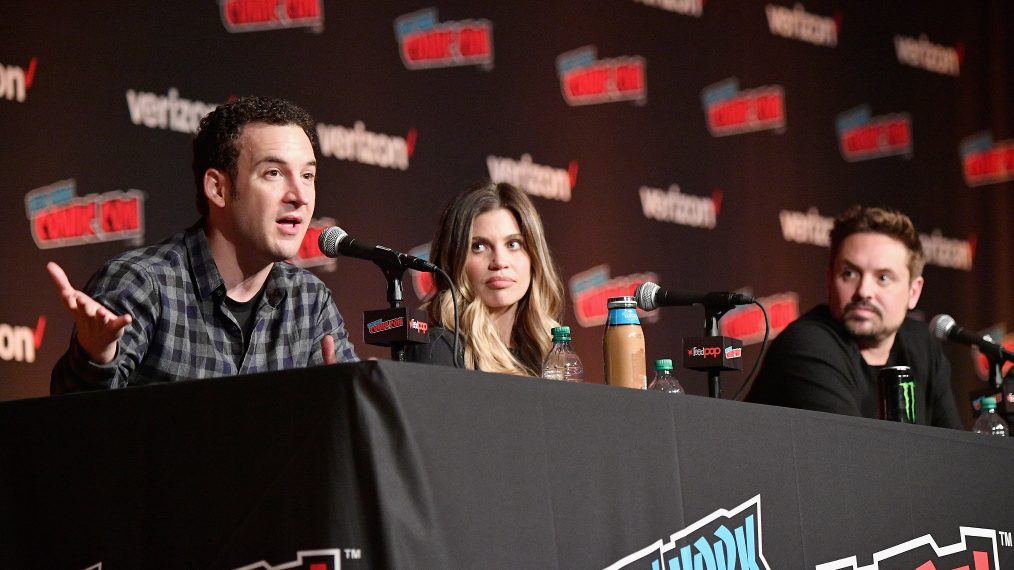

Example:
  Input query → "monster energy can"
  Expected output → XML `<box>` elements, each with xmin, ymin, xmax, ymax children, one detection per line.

<box><xmin>878</xmin><ymin>365</ymin><xmax>916</xmax><ymax>423</ymax></box>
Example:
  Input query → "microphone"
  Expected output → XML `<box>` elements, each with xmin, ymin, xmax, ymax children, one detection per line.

<box><xmin>318</xmin><ymin>226</ymin><xmax>438</xmax><ymax>273</ymax></box>
<box><xmin>929</xmin><ymin>314</ymin><xmax>1014</xmax><ymax>362</ymax></box>
<box><xmin>635</xmin><ymin>281</ymin><xmax>755</xmax><ymax>312</ymax></box>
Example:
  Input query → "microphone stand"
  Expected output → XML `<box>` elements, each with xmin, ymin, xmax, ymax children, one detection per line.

<box><xmin>361</xmin><ymin>251</ymin><xmax>429</xmax><ymax>362</ymax></box>
<box><xmin>683</xmin><ymin>302</ymin><xmax>744</xmax><ymax>399</ymax></box>
<box><xmin>704</xmin><ymin>305</ymin><xmax>728</xmax><ymax>399</ymax></box>
<box><xmin>382</xmin><ymin>265</ymin><xmax>408</xmax><ymax>362</ymax></box>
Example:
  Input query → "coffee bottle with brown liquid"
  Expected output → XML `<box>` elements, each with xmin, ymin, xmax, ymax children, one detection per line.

<box><xmin>603</xmin><ymin>296</ymin><xmax>647</xmax><ymax>389</ymax></box>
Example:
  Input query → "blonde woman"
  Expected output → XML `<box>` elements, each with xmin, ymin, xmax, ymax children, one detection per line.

<box><xmin>408</xmin><ymin>181</ymin><xmax>565</xmax><ymax>375</ymax></box>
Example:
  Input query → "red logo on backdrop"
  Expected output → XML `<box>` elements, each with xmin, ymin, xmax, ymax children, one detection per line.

<box><xmin>960</xmin><ymin>132</ymin><xmax>1014</xmax><ymax>187</ymax></box>
<box><xmin>288</xmin><ymin>217</ymin><xmax>337</xmax><ymax>271</ymax></box>
<box><xmin>556</xmin><ymin>46</ymin><xmax>647</xmax><ymax>106</ymax></box>
<box><xmin>817</xmin><ymin>526</ymin><xmax>999</xmax><ymax>570</ymax></box>
<box><xmin>25</xmin><ymin>180</ymin><xmax>145</xmax><ymax>249</ymax></box>
<box><xmin>1</xmin><ymin>56</ymin><xmax>38</xmax><ymax>103</ymax></box>
<box><xmin>220</xmin><ymin>0</ymin><xmax>324</xmax><ymax>33</ymax></box>
<box><xmin>568</xmin><ymin>265</ymin><xmax>659</xmax><ymax>328</ymax></box>
<box><xmin>969</xmin><ymin>325</ymin><xmax>1014</xmax><ymax>381</ymax></box>
<box><xmin>720</xmin><ymin>293</ymin><xmax>800</xmax><ymax>345</ymax></box>
<box><xmin>394</xmin><ymin>8</ymin><xmax>493</xmax><ymax>70</ymax></box>
<box><xmin>408</xmin><ymin>243</ymin><xmax>436</xmax><ymax>301</ymax></box>
<box><xmin>836</xmin><ymin>106</ymin><xmax>913</xmax><ymax>161</ymax></box>
<box><xmin>702</xmin><ymin>78</ymin><xmax>785</xmax><ymax>137</ymax></box>
<box><xmin>0</xmin><ymin>315</ymin><xmax>45</xmax><ymax>364</ymax></box>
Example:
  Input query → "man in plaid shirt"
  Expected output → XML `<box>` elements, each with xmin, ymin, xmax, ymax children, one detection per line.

<box><xmin>48</xmin><ymin>96</ymin><xmax>358</xmax><ymax>393</ymax></box>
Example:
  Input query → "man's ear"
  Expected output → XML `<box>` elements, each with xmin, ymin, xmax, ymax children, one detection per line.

<box><xmin>203</xmin><ymin>169</ymin><xmax>230</xmax><ymax>209</ymax></box>
<box><xmin>907</xmin><ymin>275</ymin><xmax>925</xmax><ymax>310</ymax></box>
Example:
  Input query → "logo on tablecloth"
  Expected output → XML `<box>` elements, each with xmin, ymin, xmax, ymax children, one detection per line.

<box><xmin>816</xmin><ymin>527</ymin><xmax>1000</xmax><ymax>570</ymax></box>
<box><xmin>605</xmin><ymin>495</ymin><xmax>771</xmax><ymax>569</ymax></box>
<box><xmin>234</xmin><ymin>548</ymin><xmax>355</xmax><ymax>569</ymax></box>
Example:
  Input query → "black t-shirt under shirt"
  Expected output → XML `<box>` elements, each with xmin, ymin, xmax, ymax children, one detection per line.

<box><xmin>224</xmin><ymin>285</ymin><xmax>266</xmax><ymax>352</ymax></box>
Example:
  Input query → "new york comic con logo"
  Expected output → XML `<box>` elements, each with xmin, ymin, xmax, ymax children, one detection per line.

<box><xmin>606</xmin><ymin>495</ymin><xmax>770</xmax><ymax>570</ymax></box>
<box><xmin>569</xmin><ymin>265</ymin><xmax>659</xmax><ymax>328</ymax></box>
<box><xmin>394</xmin><ymin>8</ymin><xmax>493</xmax><ymax>70</ymax></box>
<box><xmin>817</xmin><ymin>526</ymin><xmax>1001</xmax><ymax>570</ymax></box>
<box><xmin>702</xmin><ymin>78</ymin><xmax>785</xmax><ymax>137</ymax></box>
<box><xmin>960</xmin><ymin>132</ymin><xmax>1014</xmax><ymax>187</ymax></box>
<box><xmin>556</xmin><ymin>45</ymin><xmax>647</xmax><ymax>106</ymax></box>
<box><xmin>25</xmin><ymin>179</ymin><xmax>145</xmax><ymax>249</ymax></box>
<box><xmin>836</xmin><ymin>105</ymin><xmax>912</xmax><ymax>162</ymax></box>
<box><xmin>220</xmin><ymin>0</ymin><xmax>324</xmax><ymax>33</ymax></box>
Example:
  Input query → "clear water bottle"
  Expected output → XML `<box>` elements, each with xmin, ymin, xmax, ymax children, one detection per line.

<box><xmin>542</xmin><ymin>326</ymin><xmax>584</xmax><ymax>382</ymax></box>
<box><xmin>972</xmin><ymin>396</ymin><xmax>1009</xmax><ymax>436</ymax></box>
<box><xmin>648</xmin><ymin>359</ymin><xmax>684</xmax><ymax>394</ymax></box>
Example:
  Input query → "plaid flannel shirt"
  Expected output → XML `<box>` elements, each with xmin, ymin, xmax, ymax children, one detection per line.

<box><xmin>51</xmin><ymin>222</ymin><xmax>357</xmax><ymax>393</ymax></box>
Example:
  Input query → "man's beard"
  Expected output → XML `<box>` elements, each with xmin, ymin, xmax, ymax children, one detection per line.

<box><xmin>841</xmin><ymin>301</ymin><xmax>900</xmax><ymax>345</ymax></box>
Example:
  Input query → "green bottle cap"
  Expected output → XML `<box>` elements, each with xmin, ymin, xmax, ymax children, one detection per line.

<box><xmin>655</xmin><ymin>359</ymin><xmax>674</xmax><ymax>371</ymax></box>
<box><xmin>982</xmin><ymin>396</ymin><xmax>998</xmax><ymax>410</ymax></box>
<box><xmin>551</xmin><ymin>326</ymin><xmax>571</xmax><ymax>341</ymax></box>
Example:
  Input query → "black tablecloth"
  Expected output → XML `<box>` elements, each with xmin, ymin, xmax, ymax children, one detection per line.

<box><xmin>1</xmin><ymin>361</ymin><xmax>1011</xmax><ymax>569</ymax></box>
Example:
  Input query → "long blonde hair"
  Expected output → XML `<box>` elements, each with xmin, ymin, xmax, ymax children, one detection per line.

<box><xmin>424</xmin><ymin>181</ymin><xmax>565</xmax><ymax>375</ymax></box>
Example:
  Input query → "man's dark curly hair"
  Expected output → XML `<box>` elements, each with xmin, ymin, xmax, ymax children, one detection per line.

<box><xmin>191</xmin><ymin>96</ymin><xmax>318</xmax><ymax>216</ymax></box>
<box><xmin>829</xmin><ymin>205</ymin><xmax>926</xmax><ymax>280</ymax></box>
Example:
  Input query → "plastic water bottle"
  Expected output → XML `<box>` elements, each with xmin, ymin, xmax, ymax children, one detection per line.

<box><xmin>648</xmin><ymin>359</ymin><xmax>684</xmax><ymax>394</ymax></box>
<box><xmin>972</xmin><ymin>396</ymin><xmax>1009</xmax><ymax>436</ymax></box>
<box><xmin>542</xmin><ymin>326</ymin><xmax>584</xmax><ymax>382</ymax></box>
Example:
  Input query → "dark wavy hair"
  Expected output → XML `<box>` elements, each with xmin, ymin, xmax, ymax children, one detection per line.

<box><xmin>829</xmin><ymin>205</ymin><xmax>925</xmax><ymax>280</ymax></box>
<box><xmin>191</xmin><ymin>96</ymin><xmax>317</xmax><ymax>216</ymax></box>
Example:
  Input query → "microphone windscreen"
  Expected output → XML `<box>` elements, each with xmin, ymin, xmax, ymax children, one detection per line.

<box><xmin>635</xmin><ymin>281</ymin><xmax>660</xmax><ymax>311</ymax></box>
<box><xmin>929</xmin><ymin>314</ymin><xmax>956</xmax><ymax>340</ymax></box>
<box><xmin>318</xmin><ymin>226</ymin><xmax>348</xmax><ymax>258</ymax></box>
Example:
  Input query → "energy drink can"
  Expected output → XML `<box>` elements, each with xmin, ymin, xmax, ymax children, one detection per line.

<box><xmin>879</xmin><ymin>365</ymin><xmax>916</xmax><ymax>423</ymax></box>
